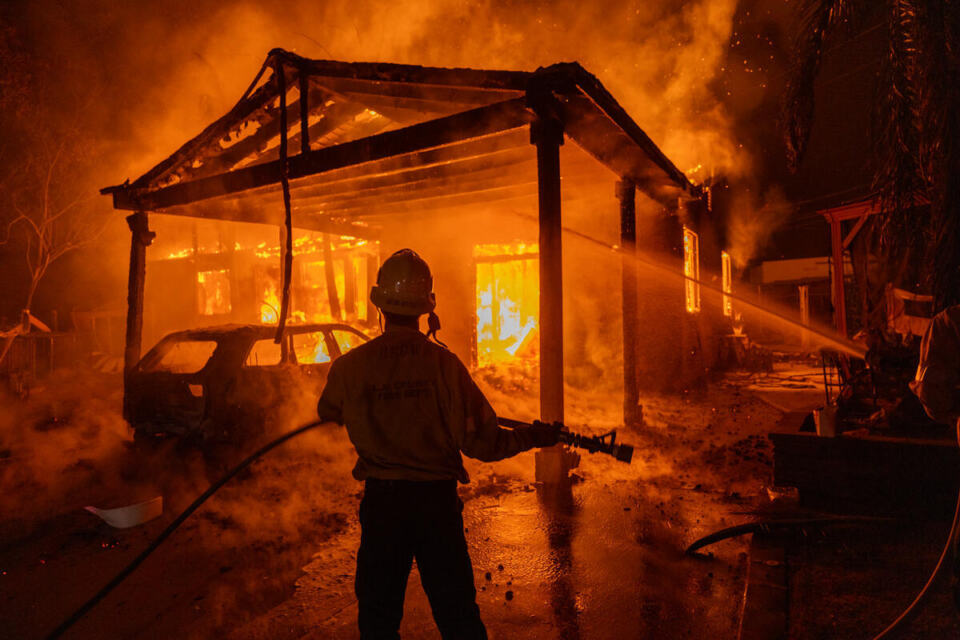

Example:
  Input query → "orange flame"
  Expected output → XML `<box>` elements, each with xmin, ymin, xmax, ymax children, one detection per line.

<box><xmin>475</xmin><ymin>242</ymin><xmax>539</xmax><ymax>366</ymax></box>
<box><xmin>261</xmin><ymin>286</ymin><xmax>280</xmax><ymax>324</ymax></box>
<box><xmin>683</xmin><ymin>227</ymin><xmax>701</xmax><ymax>314</ymax></box>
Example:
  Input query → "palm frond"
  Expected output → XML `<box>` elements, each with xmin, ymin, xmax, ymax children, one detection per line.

<box><xmin>917</xmin><ymin>0</ymin><xmax>960</xmax><ymax>306</ymax></box>
<box><xmin>782</xmin><ymin>0</ymin><xmax>871</xmax><ymax>170</ymax></box>
<box><xmin>873</xmin><ymin>0</ymin><xmax>924</xmax><ymax>268</ymax></box>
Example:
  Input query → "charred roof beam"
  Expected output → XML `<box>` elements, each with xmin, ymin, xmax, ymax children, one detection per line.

<box><xmin>187</xmin><ymin>86</ymin><xmax>342</xmax><ymax>181</ymax></box>
<box><xmin>105</xmin><ymin>97</ymin><xmax>535</xmax><ymax>212</ymax></box>
<box><xmin>177</xmin><ymin>128</ymin><xmax>533</xmax><ymax>210</ymax></box>
<box><xmin>129</xmin><ymin>64</ymin><xmax>291</xmax><ymax>190</ymax></box>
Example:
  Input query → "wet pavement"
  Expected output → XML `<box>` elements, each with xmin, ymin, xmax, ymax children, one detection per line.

<box><xmin>233</xmin><ymin>471</ymin><xmax>752</xmax><ymax>640</ymax></box>
<box><xmin>0</xmin><ymin>368</ymin><xmax>792</xmax><ymax>640</ymax></box>
<box><xmin>224</xmin><ymin>374</ymin><xmax>795</xmax><ymax>640</ymax></box>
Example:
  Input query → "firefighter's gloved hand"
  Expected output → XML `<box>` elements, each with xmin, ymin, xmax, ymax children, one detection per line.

<box><xmin>528</xmin><ymin>420</ymin><xmax>562</xmax><ymax>448</ymax></box>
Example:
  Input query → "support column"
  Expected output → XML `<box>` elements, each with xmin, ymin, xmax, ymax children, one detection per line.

<box><xmin>530</xmin><ymin>108</ymin><xmax>577</xmax><ymax>483</ymax></box>
<box><xmin>123</xmin><ymin>212</ymin><xmax>155</xmax><ymax>422</ymax></box>
<box><xmin>124</xmin><ymin>211</ymin><xmax>154</xmax><ymax>374</ymax></box>
<box><xmin>829</xmin><ymin>216</ymin><xmax>848</xmax><ymax>337</ymax></box>
<box><xmin>617</xmin><ymin>180</ymin><xmax>641</xmax><ymax>426</ymax></box>
<box><xmin>799</xmin><ymin>284</ymin><xmax>810</xmax><ymax>347</ymax></box>
<box><xmin>532</xmin><ymin>116</ymin><xmax>564</xmax><ymax>424</ymax></box>
<box><xmin>323</xmin><ymin>233</ymin><xmax>342</xmax><ymax>320</ymax></box>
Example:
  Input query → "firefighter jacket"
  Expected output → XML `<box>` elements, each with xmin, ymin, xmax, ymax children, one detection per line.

<box><xmin>317</xmin><ymin>325</ymin><xmax>535</xmax><ymax>483</ymax></box>
<box><xmin>911</xmin><ymin>305</ymin><xmax>960</xmax><ymax>424</ymax></box>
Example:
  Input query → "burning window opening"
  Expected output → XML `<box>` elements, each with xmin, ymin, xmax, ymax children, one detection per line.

<box><xmin>721</xmin><ymin>250</ymin><xmax>733</xmax><ymax>317</ymax></box>
<box><xmin>331</xmin><ymin>329</ymin><xmax>365</xmax><ymax>355</ymax></box>
<box><xmin>683</xmin><ymin>227</ymin><xmax>701</xmax><ymax>314</ymax></box>
<box><xmin>197</xmin><ymin>270</ymin><xmax>232</xmax><ymax>316</ymax></box>
<box><xmin>474</xmin><ymin>242</ymin><xmax>539</xmax><ymax>367</ymax></box>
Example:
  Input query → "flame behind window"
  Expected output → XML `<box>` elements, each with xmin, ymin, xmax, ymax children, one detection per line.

<box><xmin>683</xmin><ymin>227</ymin><xmax>700</xmax><ymax>314</ymax></box>
<box><xmin>197</xmin><ymin>270</ymin><xmax>232</xmax><ymax>316</ymax></box>
<box><xmin>292</xmin><ymin>331</ymin><xmax>331</xmax><ymax>364</ymax></box>
<box><xmin>721</xmin><ymin>250</ymin><xmax>733</xmax><ymax>317</ymax></box>
<box><xmin>261</xmin><ymin>284</ymin><xmax>280</xmax><ymax>324</ymax></box>
<box><xmin>474</xmin><ymin>242</ymin><xmax>539</xmax><ymax>366</ymax></box>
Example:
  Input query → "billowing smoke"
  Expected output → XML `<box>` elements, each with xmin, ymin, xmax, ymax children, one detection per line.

<box><xmin>1</xmin><ymin>0</ymin><xmax>752</xmax><ymax>322</ymax></box>
<box><xmin>726</xmin><ymin>185</ymin><xmax>791</xmax><ymax>269</ymax></box>
<box><xmin>7</xmin><ymin>0</ymin><xmax>746</xmax><ymax>186</ymax></box>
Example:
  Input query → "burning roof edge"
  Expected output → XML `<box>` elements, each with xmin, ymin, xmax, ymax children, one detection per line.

<box><xmin>101</xmin><ymin>49</ymin><xmax>696</xmax><ymax>212</ymax></box>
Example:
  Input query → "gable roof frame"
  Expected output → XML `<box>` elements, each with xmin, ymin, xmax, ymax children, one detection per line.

<box><xmin>102</xmin><ymin>49</ymin><xmax>697</xmax><ymax>234</ymax></box>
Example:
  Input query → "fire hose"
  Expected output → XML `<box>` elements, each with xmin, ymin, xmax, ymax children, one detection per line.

<box><xmin>870</xmin><ymin>418</ymin><xmax>960</xmax><ymax>639</ymax></box>
<box><xmin>45</xmin><ymin>416</ymin><xmax>632</xmax><ymax>638</ymax></box>
<box><xmin>684</xmin><ymin>516</ymin><xmax>893</xmax><ymax>555</ymax></box>
<box><xmin>44</xmin><ymin>419</ymin><xmax>330</xmax><ymax>640</ymax></box>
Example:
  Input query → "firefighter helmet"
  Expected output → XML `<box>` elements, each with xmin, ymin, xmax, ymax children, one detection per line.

<box><xmin>370</xmin><ymin>249</ymin><xmax>436</xmax><ymax>316</ymax></box>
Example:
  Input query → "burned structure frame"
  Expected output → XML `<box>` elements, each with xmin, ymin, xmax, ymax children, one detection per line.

<box><xmin>102</xmin><ymin>49</ymin><xmax>696</xmax><ymax>473</ymax></box>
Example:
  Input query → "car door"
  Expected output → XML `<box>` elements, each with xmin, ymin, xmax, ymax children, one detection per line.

<box><xmin>231</xmin><ymin>333</ymin><xmax>300</xmax><ymax>436</ymax></box>
<box><xmin>127</xmin><ymin>337</ymin><xmax>220</xmax><ymax>435</ymax></box>
<box><xmin>290</xmin><ymin>328</ymin><xmax>335</xmax><ymax>396</ymax></box>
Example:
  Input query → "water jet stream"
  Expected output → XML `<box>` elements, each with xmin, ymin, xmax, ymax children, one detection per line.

<box><xmin>558</xmin><ymin>223</ymin><xmax>867</xmax><ymax>359</ymax></box>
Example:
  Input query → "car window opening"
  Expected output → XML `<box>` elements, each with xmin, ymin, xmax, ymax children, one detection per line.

<box><xmin>293</xmin><ymin>331</ymin><xmax>332</xmax><ymax>364</ymax></box>
<box><xmin>246</xmin><ymin>339</ymin><xmax>283</xmax><ymax>366</ymax></box>
<box><xmin>331</xmin><ymin>329</ymin><xmax>365</xmax><ymax>355</ymax></box>
<box><xmin>153</xmin><ymin>340</ymin><xmax>218</xmax><ymax>374</ymax></box>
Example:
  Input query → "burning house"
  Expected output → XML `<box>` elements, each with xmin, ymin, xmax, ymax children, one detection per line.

<box><xmin>101</xmin><ymin>49</ymin><xmax>730</xmax><ymax>440</ymax></box>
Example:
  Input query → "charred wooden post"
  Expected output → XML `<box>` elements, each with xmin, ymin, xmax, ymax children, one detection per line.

<box><xmin>617</xmin><ymin>179</ymin><xmax>641</xmax><ymax>426</ymax></box>
<box><xmin>828</xmin><ymin>215</ymin><xmax>848</xmax><ymax>337</ymax></box>
<box><xmin>530</xmin><ymin>92</ymin><xmax>578</xmax><ymax>483</ymax></box>
<box><xmin>323</xmin><ymin>233</ymin><xmax>342</xmax><ymax>320</ymax></box>
<box><xmin>123</xmin><ymin>211</ymin><xmax>155</xmax><ymax>382</ymax></box>
<box><xmin>274</xmin><ymin>61</ymin><xmax>295</xmax><ymax>344</ymax></box>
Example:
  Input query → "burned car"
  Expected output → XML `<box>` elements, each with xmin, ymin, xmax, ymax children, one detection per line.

<box><xmin>125</xmin><ymin>323</ymin><xmax>369</xmax><ymax>445</ymax></box>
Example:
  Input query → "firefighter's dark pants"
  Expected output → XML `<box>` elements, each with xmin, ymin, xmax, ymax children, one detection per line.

<box><xmin>356</xmin><ymin>478</ymin><xmax>487</xmax><ymax>640</ymax></box>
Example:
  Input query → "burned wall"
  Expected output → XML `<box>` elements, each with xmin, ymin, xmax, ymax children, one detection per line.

<box><xmin>632</xmin><ymin>193</ymin><xmax>730</xmax><ymax>393</ymax></box>
<box><xmin>141</xmin><ymin>214</ymin><xmax>379</xmax><ymax>352</ymax></box>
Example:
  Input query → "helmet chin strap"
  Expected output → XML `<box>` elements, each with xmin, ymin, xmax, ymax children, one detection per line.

<box><xmin>427</xmin><ymin>311</ymin><xmax>449</xmax><ymax>349</ymax></box>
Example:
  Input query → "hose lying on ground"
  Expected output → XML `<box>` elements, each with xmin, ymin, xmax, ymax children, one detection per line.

<box><xmin>692</xmin><ymin>420</ymin><xmax>960</xmax><ymax>639</ymax></box>
<box><xmin>871</xmin><ymin>418</ymin><xmax>960</xmax><ymax>639</ymax></box>
<box><xmin>46</xmin><ymin>414</ymin><xmax>553</xmax><ymax>637</ymax></box>
<box><xmin>44</xmin><ymin>419</ymin><xmax>329</xmax><ymax>640</ymax></box>
<box><xmin>684</xmin><ymin>516</ymin><xmax>891</xmax><ymax>555</ymax></box>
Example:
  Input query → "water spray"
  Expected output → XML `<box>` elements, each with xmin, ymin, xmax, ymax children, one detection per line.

<box><xmin>549</xmin><ymin>220</ymin><xmax>867</xmax><ymax>359</ymax></box>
